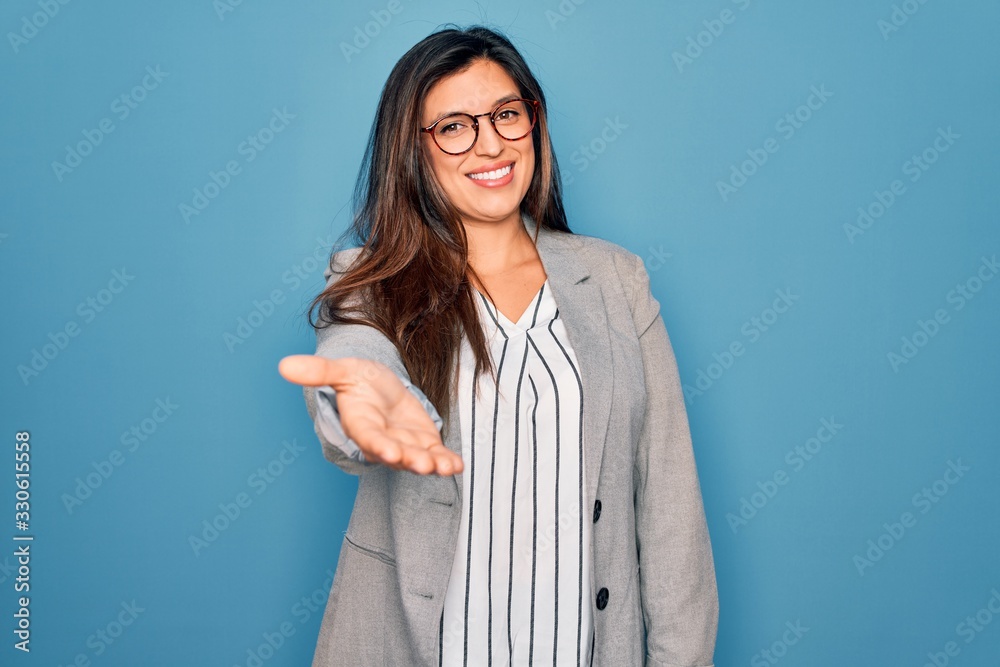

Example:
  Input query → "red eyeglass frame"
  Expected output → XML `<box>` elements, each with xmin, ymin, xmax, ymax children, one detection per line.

<box><xmin>419</xmin><ymin>98</ymin><xmax>541</xmax><ymax>155</ymax></box>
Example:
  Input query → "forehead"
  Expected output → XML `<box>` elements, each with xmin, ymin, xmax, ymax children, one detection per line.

<box><xmin>422</xmin><ymin>60</ymin><xmax>520</xmax><ymax>120</ymax></box>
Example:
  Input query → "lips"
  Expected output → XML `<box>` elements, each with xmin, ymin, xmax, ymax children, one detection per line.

<box><xmin>466</xmin><ymin>160</ymin><xmax>514</xmax><ymax>180</ymax></box>
<box><xmin>468</xmin><ymin>164</ymin><xmax>513</xmax><ymax>181</ymax></box>
<box><xmin>465</xmin><ymin>162</ymin><xmax>515</xmax><ymax>188</ymax></box>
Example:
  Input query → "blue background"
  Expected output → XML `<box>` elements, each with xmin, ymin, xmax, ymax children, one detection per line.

<box><xmin>2</xmin><ymin>1</ymin><xmax>998</xmax><ymax>665</ymax></box>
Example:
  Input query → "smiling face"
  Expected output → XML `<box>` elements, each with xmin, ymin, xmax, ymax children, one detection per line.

<box><xmin>420</xmin><ymin>59</ymin><xmax>535</xmax><ymax>228</ymax></box>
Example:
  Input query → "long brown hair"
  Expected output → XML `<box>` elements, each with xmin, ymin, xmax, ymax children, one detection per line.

<box><xmin>308</xmin><ymin>24</ymin><xmax>571</xmax><ymax>425</ymax></box>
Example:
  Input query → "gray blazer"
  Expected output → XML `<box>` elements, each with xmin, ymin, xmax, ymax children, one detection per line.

<box><xmin>302</xmin><ymin>216</ymin><xmax>719</xmax><ymax>666</ymax></box>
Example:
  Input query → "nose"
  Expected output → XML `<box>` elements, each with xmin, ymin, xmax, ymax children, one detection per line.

<box><xmin>474</xmin><ymin>117</ymin><xmax>504</xmax><ymax>156</ymax></box>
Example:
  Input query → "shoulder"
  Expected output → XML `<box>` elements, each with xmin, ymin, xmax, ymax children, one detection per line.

<box><xmin>550</xmin><ymin>228</ymin><xmax>649</xmax><ymax>292</ymax></box>
<box><xmin>572</xmin><ymin>231</ymin><xmax>645</xmax><ymax>276</ymax></box>
<box><xmin>324</xmin><ymin>246</ymin><xmax>366</xmax><ymax>281</ymax></box>
<box><xmin>553</xmin><ymin>228</ymin><xmax>661</xmax><ymax>335</ymax></box>
<box><xmin>544</xmin><ymin>226</ymin><xmax>645</xmax><ymax>279</ymax></box>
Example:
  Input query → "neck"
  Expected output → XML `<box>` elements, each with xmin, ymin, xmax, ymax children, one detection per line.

<box><xmin>463</xmin><ymin>212</ymin><xmax>536</xmax><ymax>276</ymax></box>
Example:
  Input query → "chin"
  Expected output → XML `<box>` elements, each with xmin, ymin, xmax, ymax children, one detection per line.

<box><xmin>476</xmin><ymin>197</ymin><xmax>525</xmax><ymax>216</ymax></box>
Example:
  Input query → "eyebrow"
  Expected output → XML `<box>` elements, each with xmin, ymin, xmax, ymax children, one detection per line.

<box><xmin>433</xmin><ymin>93</ymin><xmax>522</xmax><ymax>120</ymax></box>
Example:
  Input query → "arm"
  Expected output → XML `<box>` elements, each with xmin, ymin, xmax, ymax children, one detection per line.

<box><xmin>302</xmin><ymin>249</ymin><xmax>444</xmax><ymax>476</ymax></box>
<box><xmin>627</xmin><ymin>252</ymin><xmax>719</xmax><ymax>667</ymax></box>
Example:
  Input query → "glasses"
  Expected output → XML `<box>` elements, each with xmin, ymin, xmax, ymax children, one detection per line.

<box><xmin>420</xmin><ymin>98</ymin><xmax>540</xmax><ymax>155</ymax></box>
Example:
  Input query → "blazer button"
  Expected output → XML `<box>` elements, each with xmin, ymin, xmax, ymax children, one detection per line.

<box><xmin>593</xmin><ymin>499</ymin><xmax>602</xmax><ymax>523</ymax></box>
<box><xmin>596</xmin><ymin>587</ymin><xmax>609</xmax><ymax>610</ymax></box>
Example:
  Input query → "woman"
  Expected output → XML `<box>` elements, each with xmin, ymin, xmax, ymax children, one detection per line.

<box><xmin>279</xmin><ymin>25</ymin><xmax>718</xmax><ymax>667</ymax></box>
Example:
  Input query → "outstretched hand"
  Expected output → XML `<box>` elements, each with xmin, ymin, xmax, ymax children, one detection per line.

<box><xmin>278</xmin><ymin>355</ymin><xmax>463</xmax><ymax>476</ymax></box>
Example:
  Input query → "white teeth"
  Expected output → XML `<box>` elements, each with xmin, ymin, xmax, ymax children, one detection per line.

<box><xmin>468</xmin><ymin>164</ymin><xmax>512</xmax><ymax>180</ymax></box>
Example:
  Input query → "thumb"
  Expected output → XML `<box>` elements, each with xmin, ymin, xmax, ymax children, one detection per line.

<box><xmin>278</xmin><ymin>354</ymin><xmax>355</xmax><ymax>388</ymax></box>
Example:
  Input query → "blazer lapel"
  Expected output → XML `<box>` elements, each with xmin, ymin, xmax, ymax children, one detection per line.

<box><xmin>443</xmin><ymin>215</ymin><xmax>614</xmax><ymax>512</ymax></box>
<box><xmin>534</xmin><ymin>218</ymin><xmax>614</xmax><ymax>511</ymax></box>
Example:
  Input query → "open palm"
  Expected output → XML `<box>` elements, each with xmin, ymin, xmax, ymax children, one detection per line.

<box><xmin>278</xmin><ymin>355</ymin><xmax>463</xmax><ymax>476</ymax></box>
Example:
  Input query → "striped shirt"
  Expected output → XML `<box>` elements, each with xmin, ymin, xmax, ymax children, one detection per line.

<box><xmin>440</xmin><ymin>278</ymin><xmax>593</xmax><ymax>666</ymax></box>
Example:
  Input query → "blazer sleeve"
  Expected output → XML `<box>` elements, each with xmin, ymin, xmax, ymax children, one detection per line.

<box><xmin>625</xmin><ymin>251</ymin><xmax>719</xmax><ymax>667</ymax></box>
<box><xmin>303</xmin><ymin>249</ymin><xmax>444</xmax><ymax>476</ymax></box>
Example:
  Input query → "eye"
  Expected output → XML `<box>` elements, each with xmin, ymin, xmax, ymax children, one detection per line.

<box><xmin>437</xmin><ymin>118</ymin><xmax>469</xmax><ymax>136</ymax></box>
<box><xmin>495</xmin><ymin>109</ymin><xmax>520</xmax><ymax>123</ymax></box>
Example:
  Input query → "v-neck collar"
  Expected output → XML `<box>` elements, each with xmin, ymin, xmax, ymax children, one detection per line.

<box><xmin>475</xmin><ymin>278</ymin><xmax>550</xmax><ymax>333</ymax></box>
<box><xmin>442</xmin><ymin>213</ymin><xmax>615</xmax><ymax>521</ymax></box>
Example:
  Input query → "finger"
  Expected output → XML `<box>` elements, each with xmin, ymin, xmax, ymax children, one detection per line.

<box><xmin>400</xmin><ymin>431</ymin><xmax>462</xmax><ymax>476</ymax></box>
<box><xmin>431</xmin><ymin>452</ymin><xmax>455</xmax><ymax>476</ymax></box>
<box><xmin>374</xmin><ymin>428</ymin><xmax>442</xmax><ymax>476</ymax></box>
<box><xmin>429</xmin><ymin>445</ymin><xmax>464</xmax><ymax>476</ymax></box>
<box><xmin>400</xmin><ymin>447</ymin><xmax>436</xmax><ymax>475</ymax></box>
<box><xmin>401</xmin><ymin>436</ymin><xmax>461</xmax><ymax>476</ymax></box>
<box><xmin>387</xmin><ymin>431</ymin><xmax>454</xmax><ymax>476</ymax></box>
<box><xmin>354</xmin><ymin>428</ymin><xmax>404</xmax><ymax>467</ymax></box>
<box><xmin>378</xmin><ymin>437</ymin><xmax>462</xmax><ymax>476</ymax></box>
<box><xmin>278</xmin><ymin>355</ymin><xmax>361</xmax><ymax>389</ymax></box>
